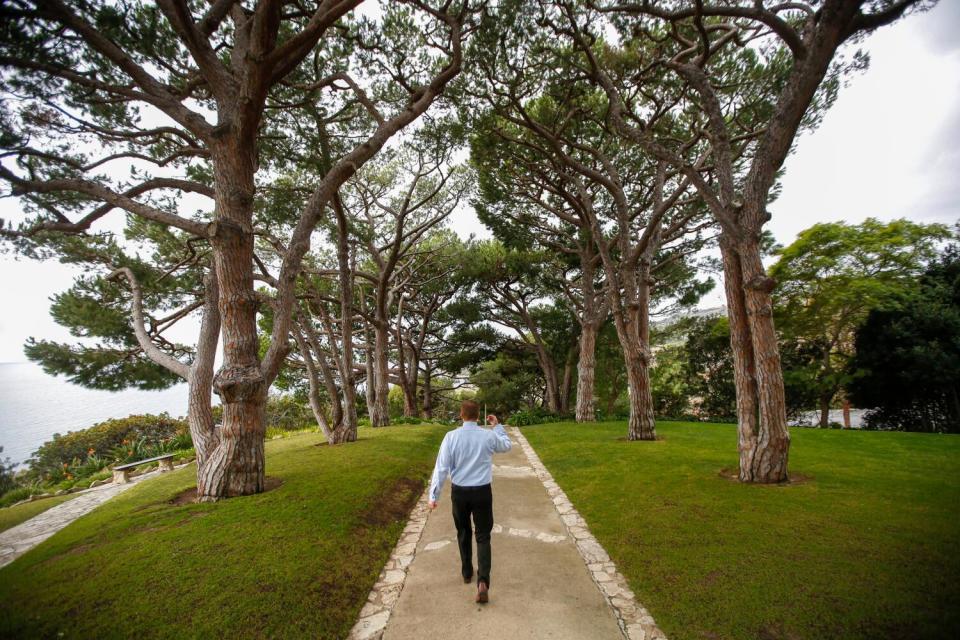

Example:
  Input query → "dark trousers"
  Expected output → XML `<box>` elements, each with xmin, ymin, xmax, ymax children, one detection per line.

<box><xmin>451</xmin><ymin>483</ymin><xmax>493</xmax><ymax>586</ymax></box>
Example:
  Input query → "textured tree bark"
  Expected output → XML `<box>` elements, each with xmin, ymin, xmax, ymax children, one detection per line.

<box><xmin>362</xmin><ymin>315</ymin><xmax>377</xmax><ymax>421</ymax></box>
<box><xmin>401</xmin><ymin>376</ymin><xmax>418</xmax><ymax>417</ymax></box>
<box><xmin>575</xmin><ymin>322</ymin><xmax>597</xmax><ymax>422</ymax></box>
<box><xmin>292</xmin><ymin>321</ymin><xmax>334</xmax><ymax>442</ymax></box>
<box><xmin>186</xmin><ymin>270</ymin><xmax>220</xmax><ymax>471</ymax></box>
<box><xmin>331</xmin><ymin>194</ymin><xmax>358</xmax><ymax>444</ymax></box>
<box><xmin>734</xmin><ymin>237</ymin><xmax>789</xmax><ymax>483</ymax></box>
<box><xmin>422</xmin><ymin>365</ymin><xmax>434</xmax><ymax>419</ymax></box>
<box><xmin>624</xmin><ymin>347</ymin><xmax>657</xmax><ymax>441</ymax></box>
<box><xmin>719</xmin><ymin>241</ymin><xmax>762</xmax><ymax>482</ymax></box>
<box><xmin>537</xmin><ymin>350</ymin><xmax>562</xmax><ymax>414</ymax></box>
<box><xmin>560</xmin><ymin>344</ymin><xmax>576</xmax><ymax>414</ymax></box>
<box><xmin>842</xmin><ymin>398</ymin><xmax>852</xmax><ymax>429</ymax></box>
<box><xmin>200</xmin><ymin>148</ymin><xmax>268</xmax><ymax>501</ymax></box>
<box><xmin>370</xmin><ymin>322</ymin><xmax>391</xmax><ymax>427</ymax></box>
<box><xmin>819</xmin><ymin>396</ymin><xmax>831</xmax><ymax>428</ymax></box>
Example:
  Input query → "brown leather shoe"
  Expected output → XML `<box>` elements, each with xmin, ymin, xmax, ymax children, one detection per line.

<box><xmin>475</xmin><ymin>580</ymin><xmax>489</xmax><ymax>604</ymax></box>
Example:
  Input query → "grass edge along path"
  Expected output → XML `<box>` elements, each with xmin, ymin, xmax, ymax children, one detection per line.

<box><xmin>521</xmin><ymin>420</ymin><xmax>960</xmax><ymax>640</ymax></box>
<box><xmin>0</xmin><ymin>424</ymin><xmax>447</xmax><ymax>639</ymax></box>
<box><xmin>0</xmin><ymin>494</ymin><xmax>77</xmax><ymax>534</ymax></box>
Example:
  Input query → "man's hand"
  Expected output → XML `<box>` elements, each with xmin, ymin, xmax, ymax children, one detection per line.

<box><xmin>486</xmin><ymin>414</ymin><xmax>499</xmax><ymax>426</ymax></box>
<box><xmin>429</xmin><ymin>500</ymin><xmax>438</xmax><ymax>510</ymax></box>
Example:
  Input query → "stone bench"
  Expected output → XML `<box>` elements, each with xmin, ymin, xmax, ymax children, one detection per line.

<box><xmin>112</xmin><ymin>454</ymin><xmax>175</xmax><ymax>484</ymax></box>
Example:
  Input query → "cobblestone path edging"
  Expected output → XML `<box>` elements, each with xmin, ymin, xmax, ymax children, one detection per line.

<box><xmin>0</xmin><ymin>462</ymin><xmax>191</xmax><ymax>569</ymax></box>
<box><xmin>512</xmin><ymin>427</ymin><xmax>667</xmax><ymax>640</ymax></box>
<box><xmin>347</xmin><ymin>488</ymin><xmax>430</xmax><ymax>640</ymax></box>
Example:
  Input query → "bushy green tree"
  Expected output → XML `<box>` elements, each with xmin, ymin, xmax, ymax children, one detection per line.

<box><xmin>771</xmin><ymin>218</ymin><xmax>953</xmax><ymax>426</ymax></box>
<box><xmin>847</xmin><ymin>247</ymin><xmax>960</xmax><ymax>433</ymax></box>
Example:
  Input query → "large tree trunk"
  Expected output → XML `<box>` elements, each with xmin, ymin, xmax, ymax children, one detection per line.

<box><xmin>728</xmin><ymin>236</ymin><xmax>789</xmax><ymax>483</ymax></box>
<box><xmin>402</xmin><ymin>380</ymin><xmax>418</xmax><ymax>417</ymax></box>
<box><xmin>397</xmin><ymin>329</ymin><xmax>419</xmax><ymax>417</ymax></box>
<box><xmin>422</xmin><ymin>365</ymin><xmax>434</xmax><ymax>419</ymax></box>
<box><xmin>624</xmin><ymin>347</ymin><xmax>656</xmax><ymax>440</ymax></box>
<box><xmin>332</xmin><ymin>193</ymin><xmax>358</xmax><ymax>444</ymax></box>
<box><xmin>575</xmin><ymin>322</ymin><xmax>598</xmax><ymax>422</ymax></box>
<box><xmin>819</xmin><ymin>395</ymin><xmax>831</xmax><ymax>428</ymax></box>
<box><xmin>536</xmin><ymin>347</ymin><xmax>562</xmax><ymax>414</ymax></box>
<box><xmin>624</xmin><ymin>273</ymin><xmax>656</xmax><ymax>441</ymax></box>
<box><xmin>363</xmin><ymin>322</ymin><xmax>376</xmax><ymax>422</ymax></box>
<box><xmin>720</xmin><ymin>241</ymin><xmax>763</xmax><ymax>482</ymax></box>
<box><xmin>201</xmin><ymin>151</ymin><xmax>267</xmax><ymax>501</ymax></box>
<box><xmin>370</xmin><ymin>322</ymin><xmax>391</xmax><ymax>426</ymax></box>
<box><xmin>560</xmin><ymin>344</ymin><xmax>576</xmax><ymax>414</ymax></box>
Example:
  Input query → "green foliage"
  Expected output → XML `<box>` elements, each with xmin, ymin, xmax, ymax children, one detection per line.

<box><xmin>508</xmin><ymin>407</ymin><xmax>572</xmax><ymax>426</ymax></box>
<box><xmin>681</xmin><ymin>315</ymin><xmax>820</xmax><ymax>422</ymax></box>
<box><xmin>771</xmin><ymin>218</ymin><xmax>953</xmax><ymax>417</ymax></box>
<box><xmin>0</xmin><ymin>448</ymin><xmax>16</xmax><ymax>496</ymax></box>
<box><xmin>682</xmin><ymin>317</ymin><xmax>738</xmax><ymax>421</ymax></box>
<box><xmin>847</xmin><ymin>247</ymin><xmax>960</xmax><ymax>433</ymax></box>
<box><xmin>524</xmin><ymin>421</ymin><xmax>960</xmax><ymax>640</ymax></box>
<box><xmin>471</xmin><ymin>349</ymin><xmax>542</xmax><ymax>414</ymax></box>
<box><xmin>650</xmin><ymin>345</ymin><xmax>692</xmax><ymax>419</ymax></box>
<box><xmin>26</xmin><ymin>414</ymin><xmax>187</xmax><ymax>483</ymax></box>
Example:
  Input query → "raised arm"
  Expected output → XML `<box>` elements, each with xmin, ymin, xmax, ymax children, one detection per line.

<box><xmin>486</xmin><ymin>415</ymin><xmax>513</xmax><ymax>453</ymax></box>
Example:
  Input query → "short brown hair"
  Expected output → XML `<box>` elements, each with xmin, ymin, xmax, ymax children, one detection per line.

<box><xmin>460</xmin><ymin>400</ymin><xmax>480</xmax><ymax>421</ymax></box>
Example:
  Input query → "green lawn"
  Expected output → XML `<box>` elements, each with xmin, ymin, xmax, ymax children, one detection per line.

<box><xmin>0</xmin><ymin>424</ymin><xmax>446</xmax><ymax>639</ymax></box>
<box><xmin>522</xmin><ymin>421</ymin><xmax>960</xmax><ymax>640</ymax></box>
<box><xmin>0</xmin><ymin>494</ymin><xmax>76</xmax><ymax>534</ymax></box>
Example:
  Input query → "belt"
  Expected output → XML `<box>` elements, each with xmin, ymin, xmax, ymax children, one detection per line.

<box><xmin>451</xmin><ymin>483</ymin><xmax>491</xmax><ymax>491</ymax></box>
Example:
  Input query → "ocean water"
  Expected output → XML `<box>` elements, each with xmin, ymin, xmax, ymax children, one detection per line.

<box><xmin>0</xmin><ymin>362</ymin><xmax>199</xmax><ymax>466</ymax></box>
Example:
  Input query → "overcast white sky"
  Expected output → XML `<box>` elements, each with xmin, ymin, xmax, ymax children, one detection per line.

<box><xmin>1</xmin><ymin>1</ymin><xmax>958</xmax><ymax>362</ymax></box>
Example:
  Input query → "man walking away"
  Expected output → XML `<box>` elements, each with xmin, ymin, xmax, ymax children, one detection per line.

<box><xmin>428</xmin><ymin>400</ymin><xmax>512</xmax><ymax>603</ymax></box>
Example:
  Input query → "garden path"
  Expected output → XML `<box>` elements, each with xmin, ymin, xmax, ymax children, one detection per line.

<box><xmin>349</xmin><ymin>427</ymin><xmax>666</xmax><ymax>640</ymax></box>
<box><xmin>0</xmin><ymin>463</ymin><xmax>189</xmax><ymax>569</ymax></box>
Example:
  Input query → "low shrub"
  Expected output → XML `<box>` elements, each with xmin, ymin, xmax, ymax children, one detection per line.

<box><xmin>0</xmin><ymin>484</ymin><xmax>43</xmax><ymax>509</ymax></box>
<box><xmin>508</xmin><ymin>408</ymin><xmax>572</xmax><ymax>426</ymax></box>
<box><xmin>26</xmin><ymin>414</ymin><xmax>187</xmax><ymax>484</ymax></box>
<box><xmin>391</xmin><ymin>416</ymin><xmax>425</xmax><ymax>425</ymax></box>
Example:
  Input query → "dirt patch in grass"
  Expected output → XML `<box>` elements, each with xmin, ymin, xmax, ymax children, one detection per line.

<box><xmin>167</xmin><ymin>476</ymin><xmax>285</xmax><ymax>505</ymax></box>
<box><xmin>616</xmin><ymin>435</ymin><xmax>666</xmax><ymax>442</ymax></box>
<box><xmin>38</xmin><ymin>541</ymin><xmax>100</xmax><ymax>567</ymax></box>
<box><xmin>358</xmin><ymin>477</ymin><xmax>424</xmax><ymax>528</ymax></box>
<box><xmin>718</xmin><ymin>468</ymin><xmax>813</xmax><ymax>486</ymax></box>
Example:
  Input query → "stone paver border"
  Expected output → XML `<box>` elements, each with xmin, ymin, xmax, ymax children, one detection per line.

<box><xmin>347</xmin><ymin>488</ymin><xmax>430</xmax><ymax>640</ymax></box>
<box><xmin>512</xmin><ymin>427</ymin><xmax>667</xmax><ymax>640</ymax></box>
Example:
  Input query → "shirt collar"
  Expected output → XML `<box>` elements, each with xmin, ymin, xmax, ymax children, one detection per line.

<box><xmin>462</xmin><ymin>421</ymin><xmax>480</xmax><ymax>428</ymax></box>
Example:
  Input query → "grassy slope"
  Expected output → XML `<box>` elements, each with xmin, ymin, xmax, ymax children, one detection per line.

<box><xmin>0</xmin><ymin>424</ymin><xmax>446</xmax><ymax>639</ymax></box>
<box><xmin>523</xmin><ymin>421</ymin><xmax>960</xmax><ymax>640</ymax></box>
<box><xmin>0</xmin><ymin>494</ymin><xmax>76</xmax><ymax>534</ymax></box>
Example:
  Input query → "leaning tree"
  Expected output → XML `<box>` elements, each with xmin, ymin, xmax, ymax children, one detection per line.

<box><xmin>554</xmin><ymin>0</ymin><xmax>928</xmax><ymax>480</ymax></box>
<box><xmin>0</xmin><ymin>0</ymin><xmax>479</xmax><ymax>499</ymax></box>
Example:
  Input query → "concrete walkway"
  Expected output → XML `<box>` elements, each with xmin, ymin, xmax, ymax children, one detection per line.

<box><xmin>351</xmin><ymin>427</ymin><xmax>666</xmax><ymax>640</ymax></box>
<box><xmin>0</xmin><ymin>463</ymin><xmax>187</xmax><ymax>569</ymax></box>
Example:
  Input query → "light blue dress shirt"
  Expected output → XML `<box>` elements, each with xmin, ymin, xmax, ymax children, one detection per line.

<box><xmin>429</xmin><ymin>421</ymin><xmax>513</xmax><ymax>502</ymax></box>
